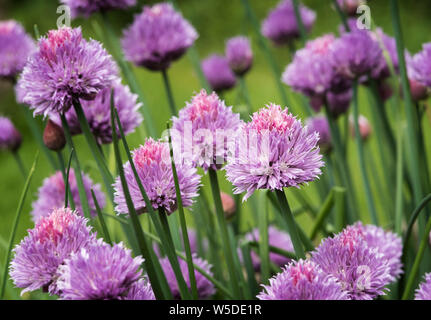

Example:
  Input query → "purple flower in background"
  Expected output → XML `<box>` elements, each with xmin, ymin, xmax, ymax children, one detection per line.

<box><xmin>330</xmin><ymin>31</ymin><xmax>384</xmax><ymax>80</ymax></box>
<box><xmin>225</xmin><ymin>104</ymin><xmax>323</xmax><ymax>201</ymax></box>
<box><xmin>0</xmin><ymin>20</ymin><xmax>35</xmax><ymax>79</ymax></box>
<box><xmin>60</xmin><ymin>0</ymin><xmax>136</xmax><ymax>18</ymax></box>
<box><xmin>306</xmin><ymin>116</ymin><xmax>332</xmax><ymax>154</ymax></box>
<box><xmin>243</xmin><ymin>226</ymin><xmax>294</xmax><ymax>270</ymax></box>
<box><xmin>57</xmin><ymin>240</ymin><xmax>143</xmax><ymax>300</ymax></box>
<box><xmin>31</xmin><ymin>169</ymin><xmax>106</xmax><ymax>221</ymax></box>
<box><xmin>10</xmin><ymin>208</ymin><xmax>95</xmax><ymax>295</ymax></box>
<box><xmin>113</xmin><ymin>138</ymin><xmax>200</xmax><ymax>215</ymax></box>
<box><xmin>202</xmin><ymin>55</ymin><xmax>237</xmax><ymax>92</ymax></box>
<box><xmin>257</xmin><ymin>260</ymin><xmax>348</xmax><ymax>300</ymax></box>
<box><xmin>124</xmin><ymin>278</ymin><xmax>155</xmax><ymax>300</ymax></box>
<box><xmin>312</xmin><ymin>226</ymin><xmax>393</xmax><ymax>300</ymax></box>
<box><xmin>19</xmin><ymin>27</ymin><xmax>117</xmax><ymax>117</ymax></box>
<box><xmin>159</xmin><ymin>254</ymin><xmax>215</xmax><ymax>299</ymax></box>
<box><xmin>262</xmin><ymin>0</ymin><xmax>316</xmax><ymax>46</ymax></box>
<box><xmin>336</xmin><ymin>0</ymin><xmax>366</xmax><ymax>16</ymax></box>
<box><xmin>50</xmin><ymin>79</ymin><xmax>143</xmax><ymax>144</ymax></box>
<box><xmin>122</xmin><ymin>2</ymin><xmax>198</xmax><ymax>71</ymax></box>
<box><xmin>225</xmin><ymin>36</ymin><xmax>253</xmax><ymax>76</ymax></box>
<box><xmin>373</xmin><ymin>28</ymin><xmax>399</xmax><ymax>76</ymax></box>
<box><xmin>415</xmin><ymin>273</ymin><xmax>431</xmax><ymax>300</ymax></box>
<box><xmin>0</xmin><ymin>116</ymin><xmax>22</xmax><ymax>152</ymax></box>
<box><xmin>408</xmin><ymin>43</ymin><xmax>431</xmax><ymax>87</ymax></box>
<box><xmin>171</xmin><ymin>90</ymin><xmax>242</xmax><ymax>171</ymax></box>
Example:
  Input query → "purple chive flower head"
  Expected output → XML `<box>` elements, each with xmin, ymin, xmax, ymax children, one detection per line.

<box><xmin>57</xmin><ymin>240</ymin><xmax>143</xmax><ymax>300</ymax></box>
<box><xmin>408</xmin><ymin>43</ymin><xmax>431</xmax><ymax>87</ymax></box>
<box><xmin>202</xmin><ymin>55</ymin><xmax>237</xmax><ymax>92</ymax></box>
<box><xmin>60</xmin><ymin>0</ymin><xmax>136</xmax><ymax>18</ymax></box>
<box><xmin>10</xmin><ymin>207</ymin><xmax>95</xmax><ymax>295</ymax></box>
<box><xmin>225</xmin><ymin>104</ymin><xmax>324</xmax><ymax>201</ymax></box>
<box><xmin>160</xmin><ymin>255</ymin><xmax>215</xmax><ymax>299</ymax></box>
<box><xmin>124</xmin><ymin>278</ymin><xmax>155</xmax><ymax>300</ymax></box>
<box><xmin>121</xmin><ymin>2</ymin><xmax>198</xmax><ymax>71</ymax></box>
<box><xmin>171</xmin><ymin>90</ymin><xmax>242</xmax><ymax>171</ymax></box>
<box><xmin>373</xmin><ymin>28</ymin><xmax>399</xmax><ymax>76</ymax></box>
<box><xmin>0</xmin><ymin>20</ymin><xmax>35</xmax><ymax>79</ymax></box>
<box><xmin>50</xmin><ymin>79</ymin><xmax>143</xmax><ymax>144</ymax></box>
<box><xmin>330</xmin><ymin>31</ymin><xmax>384</xmax><ymax>80</ymax></box>
<box><xmin>225</xmin><ymin>36</ymin><xmax>253</xmax><ymax>76</ymax></box>
<box><xmin>257</xmin><ymin>260</ymin><xmax>348</xmax><ymax>300</ymax></box>
<box><xmin>19</xmin><ymin>27</ymin><xmax>117</xmax><ymax>117</ymax></box>
<box><xmin>0</xmin><ymin>116</ymin><xmax>22</xmax><ymax>152</ymax></box>
<box><xmin>31</xmin><ymin>169</ymin><xmax>106</xmax><ymax>222</ymax></box>
<box><xmin>262</xmin><ymin>0</ymin><xmax>316</xmax><ymax>46</ymax></box>
<box><xmin>283</xmin><ymin>34</ymin><xmax>337</xmax><ymax>98</ymax></box>
<box><xmin>306</xmin><ymin>116</ymin><xmax>332</xmax><ymax>154</ymax></box>
<box><xmin>113</xmin><ymin>138</ymin><xmax>200</xmax><ymax>215</ymax></box>
<box><xmin>312</xmin><ymin>226</ymin><xmax>393</xmax><ymax>300</ymax></box>
<box><xmin>415</xmin><ymin>273</ymin><xmax>431</xmax><ymax>300</ymax></box>
<box><xmin>243</xmin><ymin>226</ymin><xmax>294</xmax><ymax>270</ymax></box>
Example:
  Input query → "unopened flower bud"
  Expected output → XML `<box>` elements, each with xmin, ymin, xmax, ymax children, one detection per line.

<box><xmin>409</xmin><ymin>78</ymin><xmax>428</xmax><ymax>102</ymax></box>
<box><xmin>336</xmin><ymin>0</ymin><xmax>366</xmax><ymax>17</ymax></box>
<box><xmin>43</xmin><ymin>119</ymin><xmax>66</xmax><ymax>151</ymax></box>
<box><xmin>349</xmin><ymin>114</ymin><xmax>371</xmax><ymax>141</ymax></box>
<box><xmin>221</xmin><ymin>192</ymin><xmax>236</xmax><ymax>219</ymax></box>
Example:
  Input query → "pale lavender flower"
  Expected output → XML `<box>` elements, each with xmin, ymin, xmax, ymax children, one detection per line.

<box><xmin>31</xmin><ymin>169</ymin><xmax>106</xmax><ymax>221</ymax></box>
<box><xmin>312</xmin><ymin>226</ymin><xmax>393</xmax><ymax>300</ymax></box>
<box><xmin>262</xmin><ymin>0</ymin><xmax>316</xmax><ymax>46</ymax></box>
<box><xmin>225</xmin><ymin>36</ymin><xmax>253</xmax><ymax>76</ymax></box>
<box><xmin>408</xmin><ymin>43</ymin><xmax>431</xmax><ymax>87</ymax></box>
<box><xmin>121</xmin><ymin>2</ymin><xmax>198</xmax><ymax>71</ymax></box>
<box><xmin>60</xmin><ymin>0</ymin><xmax>136</xmax><ymax>18</ymax></box>
<box><xmin>113</xmin><ymin>138</ymin><xmax>201</xmax><ymax>215</ymax></box>
<box><xmin>202</xmin><ymin>55</ymin><xmax>237</xmax><ymax>92</ymax></box>
<box><xmin>159</xmin><ymin>254</ymin><xmax>215</xmax><ymax>299</ymax></box>
<box><xmin>9</xmin><ymin>208</ymin><xmax>95</xmax><ymax>295</ymax></box>
<box><xmin>124</xmin><ymin>278</ymin><xmax>155</xmax><ymax>300</ymax></box>
<box><xmin>225</xmin><ymin>104</ymin><xmax>324</xmax><ymax>201</ymax></box>
<box><xmin>0</xmin><ymin>20</ymin><xmax>35</xmax><ymax>79</ymax></box>
<box><xmin>257</xmin><ymin>260</ymin><xmax>348</xmax><ymax>300</ymax></box>
<box><xmin>171</xmin><ymin>90</ymin><xmax>242</xmax><ymax>171</ymax></box>
<box><xmin>50</xmin><ymin>79</ymin><xmax>143</xmax><ymax>144</ymax></box>
<box><xmin>57</xmin><ymin>240</ymin><xmax>143</xmax><ymax>300</ymax></box>
<box><xmin>306</xmin><ymin>116</ymin><xmax>332</xmax><ymax>154</ymax></box>
<box><xmin>18</xmin><ymin>27</ymin><xmax>118</xmax><ymax>117</ymax></box>
<box><xmin>415</xmin><ymin>273</ymin><xmax>431</xmax><ymax>300</ymax></box>
<box><xmin>0</xmin><ymin>116</ymin><xmax>22</xmax><ymax>152</ymax></box>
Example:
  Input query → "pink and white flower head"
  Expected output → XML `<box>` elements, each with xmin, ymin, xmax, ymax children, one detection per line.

<box><xmin>113</xmin><ymin>138</ymin><xmax>201</xmax><ymax>215</ymax></box>
<box><xmin>225</xmin><ymin>104</ymin><xmax>324</xmax><ymax>201</ymax></box>
<box><xmin>31</xmin><ymin>169</ymin><xmax>106</xmax><ymax>222</ymax></box>
<box><xmin>257</xmin><ymin>260</ymin><xmax>348</xmax><ymax>300</ymax></box>
<box><xmin>171</xmin><ymin>90</ymin><xmax>242</xmax><ymax>171</ymax></box>
<box><xmin>349</xmin><ymin>114</ymin><xmax>372</xmax><ymax>141</ymax></box>
<box><xmin>225</xmin><ymin>36</ymin><xmax>253</xmax><ymax>76</ymax></box>
<box><xmin>10</xmin><ymin>208</ymin><xmax>96</xmax><ymax>295</ymax></box>
<box><xmin>18</xmin><ymin>27</ymin><xmax>118</xmax><ymax>117</ymax></box>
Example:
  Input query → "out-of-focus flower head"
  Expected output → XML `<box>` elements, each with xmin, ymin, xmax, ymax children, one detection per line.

<box><xmin>202</xmin><ymin>55</ymin><xmax>237</xmax><ymax>92</ymax></box>
<box><xmin>0</xmin><ymin>116</ymin><xmax>22</xmax><ymax>152</ymax></box>
<box><xmin>225</xmin><ymin>36</ymin><xmax>253</xmax><ymax>76</ymax></box>
<box><xmin>60</xmin><ymin>0</ymin><xmax>136</xmax><ymax>18</ymax></box>
<box><xmin>306</xmin><ymin>116</ymin><xmax>332</xmax><ymax>154</ymax></box>
<box><xmin>408</xmin><ymin>43</ymin><xmax>431</xmax><ymax>89</ymax></box>
<box><xmin>349</xmin><ymin>114</ymin><xmax>372</xmax><ymax>141</ymax></box>
<box><xmin>415</xmin><ymin>273</ymin><xmax>431</xmax><ymax>300</ymax></box>
<box><xmin>336</xmin><ymin>0</ymin><xmax>366</xmax><ymax>17</ymax></box>
<box><xmin>124</xmin><ymin>278</ymin><xmax>155</xmax><ymax>300</ymax></box>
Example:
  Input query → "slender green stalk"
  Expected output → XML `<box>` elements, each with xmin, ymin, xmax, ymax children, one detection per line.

<box><xmin>274</xmin><ymin>189</ymin><xmax>305</xmax><ymax>258</ymax></box>
<box><xmin>0</xmin><ymin>152</ymin><xmax>38</xmax><ymax>299</ymax></box>
<box><xmin>240</xmin><ymin>243</ymin><xmax>260</xmax><ymax>297</ymax></box>
<box><xmin>352</xmin><ymin>82</ymin><xmax>378</xmax><ymax>225</ymax></box>
<box><xmin>292</xmin><ymin>0</ymin><xmax>307</xmax><ymax>45</ymax></box>
<box><xmin>91</xmin><ymin>189</ymin><xmax>112</xmax><ymax>245</ymax></box>
<box><xmin>258</xmin><ymin>192</ymin><xmax>270</xmax><ymax>283</ymax></box>
<box><xmin>395</xmin><ymin>129</ymin><xmax>405</xmax><ymax>234</ymax></box>
<box><xmin>334</xmin><ymin>182</ymin><xmax>347</xmax><ymax>232</ymax></box>
<box><xmin>187</xmin><ymin>46</ymin><xmax>211</xmax><ymax>91</ymax></box>
<box><xmin>12</xmin><ymin>151</ymin><xmax>26</xmax><ymax>179</ymax></box>
<box><xmin>238</xmin><ymin>76</ymin><xmax>253</xmax><ymax>115</ymax></box>
<box><xmin>208</xmin><ymin>169</ymin><xmax>242</xmax><ymax>298</ymax></box>
<box><xmin>310</xmin><ymin>187</ymin><xmax>342</xmax><ymax>240</ymax></box>
<box><xmin>332</xmin><ymin>0</ymin><xmax>350</xmax><ymax>31</ymax></box>
<box><xmin>248</xmin><ymin>241</ymin><xmax>297</xmax><ymax>260</ymax></box>
<box><xmin>167</xmin><ymin>123</ymin><xmax>198</xmax><ymax>299</ymax></box>
<box><xmin>162</xmin><ymin>69</ymin><xmax>177</xmax><ymax>116</ymax></box>
<box><xmin>402</xmin><ymin>194</ymin><xmax>431</xmax><ymax>249</ymax></box>
<box><xmin>58</xmin><ymin>150</ymin><xmax>76</xmax><ymax>210</ymax></box>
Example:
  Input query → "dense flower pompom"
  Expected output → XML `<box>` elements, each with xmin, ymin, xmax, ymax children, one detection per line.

<box><xmin>171</xmin><ymin>90</ymin><xmax>242</xmax><ymax>171</ymax></box>
<box><xmin>60</xmin><ymin>0</ymin><xmax>136</xmax><ymax>18</ymax></box>
<box><xmin>306</xmin><ymin>116</ymin><xmax>332</xmax><ymax>154</ymax></box>
<box><xmin>0</xmin><ymin>20</ymin><xmax>35</xmax><ymax>79</ymax></box>
<box><xmin>50</xmin><ymin>79</ymin><xmax>143</xmax><ymax>144</ymax></box>
<box><xmin>159</xmin><ymin>255</ymin><xmax>215</xmax><ymax>299</ymax></box>
<box><xmin>261</xmin><ymin>0</ymin><xmax>316</xmax><ymax>46</ymax></box>
<box><xmin>57</xmin><ymin>240</ymin><xmax>143</xmax><ymax>300</ymax></box>
<box><xmin>113</xmin><ymin>138</ymin><xmax>201</xmax><ymax>215</ymax></box>
<box><xmin>122</xmin><ymin>2</ymin><xmax>198</xmax><ymax>71</ymax></box>
<box><xmin>257</xmin><ymin>260</ymin><xmax>348</xmax><ymax>300</ymax></box>
<box><xmin>225</xmin><ymin>104</ymin><xmax>324</xmax><ymax>201</ymax></box>
<box><xmin>202</xmin><ymin>55</ymin><xmax>237</xmax><ymax>92</ymax></box>
<box><xmin>9</xmin><ymin>208</ymin><xmax>95</xmax><ymax>295</ymax></box>
<box><xmin>18</xmin><ymin>27</ymin><xmax>118</xmax><ymax>117</ymax></box>
<box><xmin>124</xmin><ymin>278</ymin><xmax>155</xmax><ymax>300</ymax></box>
<box><xmin>312</xmin><ymin>226</ymin><xmax>393</xmax><ymax>300</ymax></box>
<box><xmin>408</xmin><ymin>43</ymin><xmax>431</xmax><ymax>87</ymax></box>
<box><xmin>31</xmin><ymin>169</ymin><xmax>106</xmax><ymax>221</ymax></box>
<box><xmin>243</xmin><ymin>226</ymin><xmax>294</xmax><ymax>270</ymax></box>
<box><xmin>330</xmin><ymin>31</ymin><xmax>384</xmax><ymax>80</ymax></box>
<box><xmin>225</xmin><ymin>36</ymin><xmax>253</xmax><ymax>76</ymax></box>
<box><xmin>0</xmin><ymin>116</ymin><xmax>22</xmax><ymax>152</ymax></box>
<box><xmin>415</xmin><ymin>273</ymin><xmax>431</xmax><ymax>300</ymax></box>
